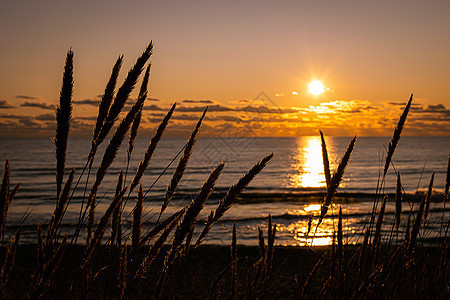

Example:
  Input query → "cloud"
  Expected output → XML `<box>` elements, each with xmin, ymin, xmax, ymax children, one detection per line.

<box><xmin>20</xmin><ymin>101</ymin><xmax>55</xmax><ymax>110</ymax></box>
<box><xmin>428</xmin><ymin>104</ymin><xmax>445</xmax><ymax>110</ymax></box>
<box><xmin>388</xmin><ymin>101</ymin><xmax>422</xmax><ymax>108</ymax></box>
<box><xmin>0</xmin><ymin>113</ymin><xmax>26</xmax><ymax>119</ymax></box>
<box><xmin>35</xmin><ymin>113</ymin><xmax>55</xmax><ymax>121</ymax></box>
<box><xmin>2</xmin><ymin>98</ymin><xmax>449</xmax><ymax>138</ymax></box>
<box><xmin>75</xmin><ymin>116</ymin><xmax>98</xmax><ymax>121</ymax></box>
<box><xmin>176</xmin><ymin>104</ymin><xmax>233</xmax><ymax>113</ymax></box>
<box><xmin>174</xmin><ymin>104</ymin><xmax>296</xmax><ymax>114</ymax></box>
<box><xmin>15</xmin><ymin>95</ymin><xmax>42</xmax><ymax>100</ymax></box>
<box><xmin>182</xmin><ymin>99</ymin><xmax>214</xmax><ymax>104</ymax></box>
<box><xmin>147</xmin><ymin>97</ymin><xmax>160</xmax><ymax>102</ymax></box>
<box><xmin>0</xmin><ymin>100</ymin><xmax>16</xmax><ymax>109</ymax></box>
<box><xmin>142</xmin><ymin>104</ymin><xmax>164</xmax><ymax>111</ymax></box>
<box><xmin>74</xmin><ymin>99</ymin><xmax>101</xmax><ymax>106</ymax></box>
<box><xmin>239</xmin><ymin>105</ymin><xmax>298</xmax><ymax>114</ymax></box>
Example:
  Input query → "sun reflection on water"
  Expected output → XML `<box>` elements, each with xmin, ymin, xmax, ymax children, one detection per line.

<box><xmin>290</xmin><ymin>137</ymin><xmax>330</xmax><ymax>188</ymax></box>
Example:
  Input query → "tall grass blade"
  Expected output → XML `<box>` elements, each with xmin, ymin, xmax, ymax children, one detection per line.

<box><xmin>409</xmin><ymin>174</ymin><xmax>434</xmax><ymax>254</ymax></box>
<box><xmin>0</xmin><ymin>158</ymin><xmax>10</xmax><ymax>235</ymax></box>
<box><xmin>130</xmin><ymin>103</ymin><xmax>176</xmax><ymax>194</ymax></box>
<box><xmin>127</xmin><ymin>65</ymin><xmax>151</xmax><ymax>162</ymax></box>
<box><xmin>372</xmin><ymin>194</ymin><xmax>388</xmax><ymax>259</ymax></box>
<box><xmin>195</xmin><ymin>153</ymin><xmax>274</xmax><ymax>247</ymax></box>
<box><xmin>231</xmin><ymin>222</ymin><xmax>237</xmax><ymax>298</ymax></box>
<box><xmin>55</xmin><ymin>49</ymin><xmax>73</xmax><ymax>198</ymax></box>
<box><xmin>319</xmin><ymin>136</ymin><xmax>356</xmax><ymax>226</ymax></box>
<box><xmin>423</xmin><ymin>172</ymin><xmax>434</xmax><ymax>225</ymax></box>
<box><xmin>158</xmin><ymin>107</ymin><xmax>207</xmax><ymax>220</ymax></box>
<box><xmin>319</xmin><ymin>130</ymin><xmax>331</xmax><ymax>190</ymax></box>
<box><xmin>445</xmin><ymin>156</ymin><xmax>450</xmax><ymax>201</ymax></box>
<box><xmin>85</xmin><ymin>87</ymin><xmax>149</xmax><ymax>229</ymax></box>
<box><xmin>111</xmin><ymin>171</ymin><xmax>124</xmax><ymax>246</ymax></box>
<box><xmin>337</xmin><ymin>206</ymin><xmax>343</xmax><ymax>266</ymax></box>
<box><xmin>0</xmin><ymin>231</ymin><xmax>19</xmax><ymax>285</ymax></box>
<box><xmin>131</xmin><ymin>184</ymin><xmax>144</xmax><ymax>260</ymax></box>
<box><xmin>169</xmin><ymin>161</ymin><xmax>225</xmax><ymax>261</ymax></box>
<box><xmin>139</xmin><ymin>207</ymin><xmax>185</xmax><ymax>247</ymax></box>
<box><xmin>118</xmin><ymin>245</ymin><xmax>127</xmax><ymax>300</ymax></box>
<box><xmin>84</xmin><ymin>187</ymin><xmax>127</xmax><ymax>265</ymax></box>
<box><xmin>383</xmin><ymin>94</ymin><xmax>412</xmax><ymax>177</ymax></box>
<box><xmin>96</xmin><ymin>42</ymin><xmax>153</xmax><ymax>145</ymax></box>
<box><xmin>395</xmin><ymin>173</ymin><xmax>402</xmax><ymax>229</ymax></box>
<box><xmin>90</xmin><ymin>55</ymin><xmax>123</xmax><ymax>158</ymax></box>
<box><xmin>46</xmin><ymin>168</ymin><xmax>75</xmax><ymax>245</ymax></box>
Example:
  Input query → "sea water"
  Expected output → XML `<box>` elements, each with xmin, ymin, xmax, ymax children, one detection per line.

<box><xmin>1</xmin><ymin>136</ymin><xmax>448</xmax><ymax>246</ymax></box>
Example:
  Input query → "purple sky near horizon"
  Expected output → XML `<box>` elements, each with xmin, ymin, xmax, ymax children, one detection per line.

<box><xmin>0</xmin><ymin>0</ymin><xmax>449</xmax><ymax>137</ymax></box>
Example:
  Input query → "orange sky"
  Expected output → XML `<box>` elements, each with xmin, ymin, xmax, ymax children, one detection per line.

<box><xmin>1</xmin><ymin>1</ymin><xmax>449</xmax><ymax>137</ymax></box>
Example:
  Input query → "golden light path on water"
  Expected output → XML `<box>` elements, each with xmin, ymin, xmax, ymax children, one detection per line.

<box><xmin>282</xmin><ymin>137</ymin><xmax>336</xmax><ymax>246</ymax></box>
<box><xmin>290</xmin><ymin>137</ymin><xmax>326</xmax><ymax>188</ymax></box>
<box><xmin>275</xmin><ymin>204</ymin><xmax>360</xmax><ymax>246</ymax></box>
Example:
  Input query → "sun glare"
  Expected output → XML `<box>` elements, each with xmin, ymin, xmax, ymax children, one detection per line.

<box><xmin>309</xmin><ymin>80</ymin><xmax>325</xmax><ymax>95</ymax></box>
<box><xmin>290</xmin><ymin>137</ymin><xmax>326</xmax><ymax>188</ymax></box>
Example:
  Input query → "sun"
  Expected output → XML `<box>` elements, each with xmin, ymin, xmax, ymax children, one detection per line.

<box><xmin>308</xmin><ymin>80</ymin><xmax>325</xmax><ymax>96</ymax></box>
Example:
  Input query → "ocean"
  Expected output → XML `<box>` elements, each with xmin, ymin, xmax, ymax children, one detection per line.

<box><xmin>1</xmin><ymin>136</ymin><xmax>449</xmax><ymax>246</ymax></box>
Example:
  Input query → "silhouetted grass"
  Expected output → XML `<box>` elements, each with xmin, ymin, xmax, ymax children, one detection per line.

<box><xmin>0</xmin><ymin>45</ymin><xmax>448</xmax><ymax>300</ymax></box>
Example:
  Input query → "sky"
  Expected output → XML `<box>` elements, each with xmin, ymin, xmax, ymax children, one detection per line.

<box><xmin>0</xmin><ymin>0</ymin><xmax>449</xmax><ymax>137</ymax></box>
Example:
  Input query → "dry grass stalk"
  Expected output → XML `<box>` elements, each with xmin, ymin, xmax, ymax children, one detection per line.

<box><xmin>0</xmin><ymin>231</ymin><xmax>19</xmax><ymax>289</ymax></box>
<box><xmin>266</xmin><ymin>215</ymin><xmax>276</xmax><ymax>276</ymax></box>
<box><xmin>319</xmin><ymin>136</ymin><xmax>356</xmax><ymax>226</ymax></box>
<box><xmin>118</xmin><ymin>245</ymin><xmax>127</xmax><ymax>300</ymax></box>
<box><xmin>37</xmin><ymin>224</ymin><xmax>44</xmax><ymax>272</ymax></box>
<box><xmin>298</xmin><ymin>253</ymin><xmax>326</xmax><ymax>300</ymax></box>
<box><xmin>85</xmin><ymin>85</ymin><xmax>149</xmax><ymax>236</ymax></box>
<box><xmin>319</xmin><ymin>130</ymin><xmax>331</xmax><ymax>190</ymax></box>
<box><xmin>55</xmin><ymin>49</ymin><xmax>73</xmax><ymax>198</ymax></box>
<box><xmin>168</xmin><ymin>161</ymin><xmax>225</xmax><ymax>262</ymax></box>
<box><xmin>404</xmin><ymin>214</ymin><xmax>411</xmax><ymax>244</ymax></box>
<box><xmin>358</xmin><ymin>214</ymin><xmax>374</xmax><ymax>277</ymax></box>
<box><xmin>383</xmin><ymin>94</ymin><xmax>412</xmax><ymax>177</ymax></box>
<box><xmin>46</xmin><ymin>168</ymin><xmax>75</xmax><ymax>245</ymax></box>
<box><xmin>84</xmin><ymin>187</ymin><xmax>127</xmax><ymax>266</ymax></box>
<box><xmin>0</xmin><ymin>159</ymin><xmax>19</xmax><ymax>236</ymax></box>
<box><xmin>330</xmin><ymin>230</ymin><xmax>336</xmax><ymax>274</ymax></box>
<box><xmin>372</xmin><ymin>195</ymin><xmax>388</xmax><ymax>259</ymax></box>
<box><xmin>195</xmin><ymin>153</ymin><xmax>274</xmax><ymax>247</ymax></box>
<box><xmin>445</xmin><ymin>156</ymin><xmax>450</xmax><ymax>201</ymax></box>
<box><xmin>91</xmin><ymin>55</ymin><xmax>123</xmax><ymax>154</ymax></box>
<box><xmin>31</xmin><ymin>225</ymin><xmax>45</xmax><ymax>294</ymax></box>
<box><xmin>111</xmin><ymin>171</ymin><xmax>124</xmax><ymax>246</ymax></box>
<box><xmin>29</xmin><ymin>236</ymin><xmax>67</xmax><ymax>299</ymax></box>
<box><xmin>86</xmin><ymin>195</ymin><xmax>96</xmax><ymax>246</ymax></box>
<box><xmin>96</xmin><ymin>42</ymin><xmax>153</xmax><ymax>147</ymax></box>
<box><xmin>130</xmin><ymin>102</ymin><xmax>177</xmax><ymax>194</ymax></box>
<box><xmin>127</xmin><ymin>65</ymin><xmax>151</xmax><ymax>162</ymax></box>
<box><xmin>395</xmin><ymin>173</ymin><xmax>402</xmax><ymax>230</ymax></box>
<box><xmin>409</xmin><ymin>174</ymin><xmax>434</xmax><ymax>254</ymax></box>
<box><xmin>0</xmin><ymin>158</ymin><xmax>10</xmax><ymax>235</ymax></box>
<box><xmin>159</xmin><ymin>107</ymin><xmax>208</xmax><ymax>220</ymax></box>
<box><xmin>337</xmin><ymin>206</ymin><xmax>343</xmax><ymax>266</ymax></box>
<box><xmin>231</xmin><ymin>222</ymin><xmax>237</xmax><ymax>299</ymax></box>
<box><xmin>423</xmin><ymin>172</ymin><xmax>435</xmax><ymax>224</ymax></box>
<box><xmin>258</xmin><ymin>226</ymin><xmax>265</xmax><ymax>259</ymax></box>
<box><xmin>306</xmin><ymin>214</ymin><xmax>313</xmax><ymax>237</ymax></box>
<box><xmin>8</xmin><ymin>183</ymin><xmax>20</xmax><ymax>206</ymax></box>
<box><xmin>139</xmin><ymin>207</ymin><xmax>185</xmax><ymax>247</ymax></box>
<box><xmin>136</xmin><ymin>212</ymin><xmax>182</xmax><ymax>278</ymax></box>
<box><xmin>131</xmin><ymin>184</ymin><xmax>144</xmax><ymax>260</ymax></box>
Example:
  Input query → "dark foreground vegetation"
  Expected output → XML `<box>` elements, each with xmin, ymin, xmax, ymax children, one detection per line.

<box><xmin>1</xmin><ymin>42</ymin><xmax>448</xmax><ymax>299</ymax></box>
